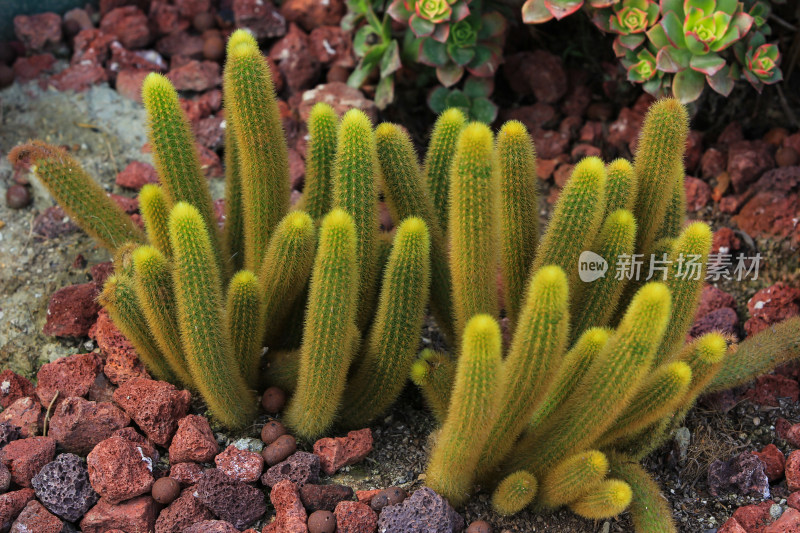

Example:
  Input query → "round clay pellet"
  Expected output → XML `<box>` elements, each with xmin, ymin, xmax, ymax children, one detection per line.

<box><xmin>261</xmin><ymin>420</ymin><xmax>287</xmax><ymax>445</ymax></box>
<box><xmin>262</xmin><ymin>434</ymin><xmax>296</xmax><ymax>466</ymax></box>
<box><xmin>193</xmin><ymin>12</ymin><xmax>216</xmax><ymax>32</ymax></box>
<box><xmin>203</xmin><ymin>36</ymin><xmax>225</xmax><ymax>61</ymax></box>
<box><xmin>151</xmin><ymin>476</ymin><xmax>181</xmax><ymax>505</ymax></box>
<box><xmin>383</xmin><ymin>486</ymin><xmax>407</xmax><ymax>505</ymax></box>
<box><xmin>261</xmin><ymin>387</ymin><xmax>287</xmax><ymax>414</ymax></box>
<box><xmin>6</xmin><ymin>184</ymin><xmax>31</xmax><ymax>209</ymax></box>
<box><xmin>466</xmin><ymin>520</ymin><xmax>492</xmax><ymax>533</ymax></box>
<box><xmin>369</xmin><ymin>492</ymin><xmax>389</xmax><ymax>512</ymax></box>
<box><xmin>776</xmin><ymin>146</ymin><xmax>799</xmax><ymax>167</ymax></box>
<box><xmin>307</xmin><ymin>509</ymin><xmax>336</xmax><ymax>533</ymax></box>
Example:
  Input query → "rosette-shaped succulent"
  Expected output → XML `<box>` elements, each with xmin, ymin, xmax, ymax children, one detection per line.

<box><xmin>736</xmin><ymin>32</ymin><xmax>782</xmax><ymax>91</ymax></box>
<box><xmin>592</xmin><ymin>0</ymin><xmax>660</xmax><ymax>58</ymax></box>
<box><xmin>522</xmin><ymin>0</ymin><xmax>615</xmax><ymax>24</ymax></box>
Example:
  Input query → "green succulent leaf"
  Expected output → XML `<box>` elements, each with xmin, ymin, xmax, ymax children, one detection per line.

<box><xmin>428</xmin><ymin>85</ymin><xmax>450</xmax><ymax>113</ymax></box>
<box><xmin>689</xmin><ymin>52</ymin><xmax>725</xmax><ymax>76</ymax></box>
<box><xmin>410</xmin><ymin>13</ymin><xmax>437</xmax><ymax>37</ymax></box>
<box><xmin>470</xmin><ymin>97</ymin><xmax>498</xmax><ymax>124</ymax></box>
<box><xmin>522</xmin><ymin>0</ymin><xmax>555</xmax><ymax>23</ymax></box>
<box><xmin>448</xmin><ymin>43</ymin><xmax>477</xmax><ymax>66</ymax></box>
<box><xmin>672</xmin><ymin>68</ymin><xmax>705</xmax><ymax>103</ymax></box>
<box><xmin>706</xmin><ymin>64</ymin><xmax>735</xmax><ymax>96</ymax></box>
<box><xmin>380</xmin><ymin>40</ymin><xmax>403</xmax><ymax>78</ymax></box>
<box><xmin>375</xmin><ymin>75</ymin><xmax>395</xmax><ymax>110</ymax></box>
<box><xmin>463</xmin><ymin>76</ymin><xmax>493</xmax><ymax>98</ymax></box>
<box><xmin>437</xmin><ymin>63</ymin><xmax>466</xmax><ymax>86</ymax></box>
<box><xmin>421</xmin><ymin>38</ymin><xmax>449</xmax><ymax>66</ymax></box>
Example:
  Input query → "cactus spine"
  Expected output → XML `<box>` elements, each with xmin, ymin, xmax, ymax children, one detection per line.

<box><xmin>657</xmin><ymin>160</ymin><xmax>687</xmax><ymax>242</ymax></box>
<box><xmin>492</xmin><ymin>471</ymin><xmax>538</xmax><ymax>516</ymax></box>
<box><xmin>285</xmin><ymin>209</ymin><xmax>360</xmax><ymax>439</ymax></box>
<box><xmin>226</xmin><ymin>271</ymin><xmax>264</xmax><ymax>389</ymax></box>
<box><xmin>449</xmin><ymin>122</ymin><xmax>499</xmax><ymax>337</ymax></box>
<box><xmin>539</xmin><ymin>450</ymin><xmax>609</xmax><ymax>508</ymax></box>
<box><xmin>8</xmin><ymin>142</ymin><xmax>145</xmax><ymax>251</ymax></box>
<box><xmin>138</xmin><ymin>185</ymin><xmax>173</xmax><ymax>258</ymax></box>
<box><xmin>426</xmin><ymin>315</ymin><xmax>502</xmax><ymax>506</ymax></box>
<box><xmin>604</xmin><ymin>158</ymin><xmax>637</xmax><ymax>215</ymax></box>
<box><xmin>300</xmin><ymin>103</ymin><xmax>338</xmax><ymax>221</ymax></box>
<box><xmin>497</xmin><ymin>120</ymin><xmax>538</xmax><ymax>327</ymax></box>
<box><xmin>340</xmin><ymin>217</ymin><xmax>431</xmax><ymax>427</ymax></box>
<box><xmin>424</xmin><ymin>108</ymin><xmax>467</xmax><ymax>234</ymax></box>
<box><xmin>610</xmin><ymin>454</ymin><xmax>677</xmax><ymax>533</ymax></box>
<box><xmin>410</xmin><ymin>350</ymin><xmax>456</xmax><ymax>425</ymax></box>
<box><xmin>570</xmin><ymin>479</ymin><xmax>632</xmax><ymax>520</ymax></box>
<box><xmin>169</xmin><ymin>202</ymin><xmax>255</xmax><ymax>428</ymax></box>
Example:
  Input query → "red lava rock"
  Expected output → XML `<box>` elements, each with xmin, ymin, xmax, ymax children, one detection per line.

<box><xmin>110</xmin><ymin>193</ymin><xmax>139</xmax><ymax>214</ymax></box>
<box><xmin>735</xmin><ymin>191</ymin><xmax>799</xmax><ymax>243</ymax></box>
<box><xmin>712</xmin><ymin>227</ymin><xmax>741</xmax><ymax>255</ymax></box>
<box><xmin>0</xmin><ymin>437</ymin><xmax>56</xmax><ymax>488</ymax></box>
<box><xmin>701</xmin><ymin>147</ymin><xmax>727</xmax><ymax>179</ymax></box>
<box><xmin>0</xmin><ymin>371</ymin><xmax>35</xmax><ymax>410</ymax></box>
<box><xmin>90</xmin><ymin>262</ymin><xmax>114</xmax><ymax>287</ymax></box>
<box><xmin>234</xmin><ymin>0</ymin><xmax>287</xmax><ymax>40</ymax></box>
<box><xmin>559</xmin><ymin>115</ymin><xmax>582</xmax><ymax>140</ymax></box>
<box><xmin>149</xmin><ymin>2</ymin><xmax>190</xmax><ymax>36</ymax></box>
<box><xmin>203</xmin><ymin>36</ymin><xmax>225</xmax><ymax>61</ymax></box>
<box><xmin>777</xmin><ymin>418</ymin><xmax>800</xmax><ymax>448</ymax></box>
<box><xmin>262</xmin><ymin>451</ymin><xmax>320</xmax><ymax>488</ymax></box>
<box><xmin>169</xmin><ymin>462</ymin><xmax>204</xmax><ymax>486</ymax></box>
<box><xmin>0</xmin><ymin>489</ymin><xmax>35</xmax><ymax>532</ymax></box>
<box><xmin>80</xmin><ymin>494</ymin><xmax>156</xmax><ymax>533</ymax></box>
<box><xmin>36</xmin><ymin>352</ymin><xmax>103</xmax><ymax>407</ymax></box>
<box><xmin>689</xmin><ymin>307</ymin><xmax>739</xmax><ymax>340</ymax></box>
<box><xmin>727</xmin><ymin>140</ymin><xmax>775</xmax><ymax>194</ymax></box>
<box><xmin>0</xmin><ymin>463</ymin><xmax>9</xmax><ymax>492</ymax></box>
<box><xmin>71</xmin><ymin>29</ymin><xmax>116</xmax><ymax>65</ymax></box>
<box><xmin>745</xmin><ymin>283</ymin><xmax>800</xmax><ymax>337</ymax></box>
<box><xmin>532</xmin><ymin>129</ymin><xmax>570</xmax><ymax>160</ymax></box>
<box><xmin>684</xmin><ymin>130</ymin><xmax>704</xmax><ymax>172</ymax></box>
<box><xmin>708</xmin><ymin>452</ymin><xmax>770</xmax><ymax>498</ymax></box>
<box><xmin>63</xmin><ymin>8</ymin><xmax>93</xmax><ymax>32</ymax></box>
<box><xmin>48</xmin><ymin>63</ymin><xmax>108</xmax><ymax>92</ymax></box>
<box><xmin>185</xmin><ymin>519</ymin><xmax>240</xmax><ymax>533</ymax></box>
<box><xmin>215</xmin><ymin>445</ymin><xmax>264</xmax><ymax>483</ymax></box>
<box><xmin>9</xmin><ymin>500</ymin><xmax>62</xmax><ymax>533</ymax></box>
<box><xmin>300</xmin><ymin>483</ymin><xmax>354</xmax><ymax>512</ymax></box>
<box><xmin>334</xmin><ymin>500</ymin><xmax>377</xmax><ymax>533</ymax></box>
<box><xmin>174</xmin><ymin>0</ymin><xmax>211</xmax><ymax>19</ymax></box>
<box><xmin>731</xmin><ymin>500</ymin><xmax>775</xmax><ymax>532</ymax></box>
<box><xmin>0</xmin><ymin>398</ymin><xmax>42</xmax><ymax>438</ymax></box>
<box><xmin>13</xmin><ymin>54</ymin><xmax>56</xmax><ymax>83</ymax></box>
<box><xmin>296</xmin><ymin>83</ymin><xmax>376</xmax><ymax>123</ymax></box>
<box><xmin>776</xmin><ymin>146</ymin><xmax>799</xmax><ymax>168</ymax></box>
<box><xmin>100</xmin><ymin>7</ymin><xmax>151</xmax><ymax>49</ymax></box>
<box><xmin>197</xmin><ymin>469</ymin><xmax>266</xmax><ymax>529</ymax></box>
<box><xmin>154</xmin><ymin>485</ymin><xmax>214</xmax><ymax>533</ymax></box>
<box><xmin>503</xmin><ymin>51</ymin><xmax>566</xmax><ymax>104</ymax></box>
<box><xmin>280</xmin><ymin>0</ymin><xmax>344</xmax><ymax>31</ymax></box>
<box><xmin>753</xmin><ymin>444</ymin><xmax>786</xmax><ymax>482</ymax></box>
<box><xmin>196</xmin><ymin>142</ymin><xmax>224</xmax><ymax>178</ymax></box>
<box><xmin>684</xmin><ymin>176</ymin><xmax>711</xmax><ymax>211</ymax></box>
<box><xmin>745</xmin><ymin>374</ymin><xmax>800</xmax><ymax>407</ymax></box>
<box><xmin>270</xmin><ymin>24</ymin><xmax>320</xmax><ymax>94</ymax></box>
<box><xmin>313</xmin><ymin>429</ymin><xmax>373</xmax><ymax>476</ymax></box>
<box><xmin>502</xmin><ymin>104</ymin><xmax>557</xmax><ymax>132</ymax></box>
<box><xmin>289</xmin><ymin>148</ymin><xmax>305</xmax><ymax>189</ymax></box>
<box><xmin>0</xmin><ymin>422</ymin><xmax>21</xmax><ymax>448</ymax></box>
<box><xmin>788</xmin><ymin>451</ymin><xmax>800</xmax><ymax>492</ymax></box>
<box><xmin>765</xmin><ymin>508</ymin><xmax>800</xmax><ymax>532</ymax></box>
<box><xmin>157</xmin><ymin>31</ymin><xmax>205</xmax><ymax>59</ymax></box>
<box><xmin>116</xmin><ymin>161</ymin><xmax>159</xmax><ymax>190</ymax></box>
<box><xmin>607</xmin><ymin>106</ymin><xmax>645</xmax><ymax>152</ymax></box>
<box><xmin>13</xmin><ymin>13</ymin><xmax>62</xmax><ymax>51</ymax></box>
<box><xmin>87</xmin><ymin>435</ymin><xmax>155</xmax><ymax>503</ymax></box>
<box><xmin>355</xmin><ymin>489</ymin><xmax>381</xmax><ymax>505</ymax></box>
<box><xmin>193</xmin><ymin>115</ymin><xmax>225</xmax><ymax>150</ymax></box>
<box><xmin>718</xmin><ymin>517</ymin><xmax>748</xmax><ymax>533</ymax></box>
<box><xmin>263</xmin><ymin>479</ymin><xmax>307</xmax><ymax>533</ymax></box>
<box><xmin>48</xmin><ymin>396</ymin><xmax>130</xmax><ymax>455</ymax></box>
<box><xmin>113</xmin><ymin>378</ymin><xmax>191</xmax><ymax>447</ymax></box>
<box><xmin>309</xmin><ymin>26</ymin><xmax>354</xmax><ymax>67</ymax></box>
<box><xmin>90</xmin><ymin>310</ymin><xmax>151</xmax><ymax>385</ymax></box>
<box><xmin>42</xmin><ymin>282</ymin><xmax>101</xmax><ymax>338</ymax></box>
<box><xmin>553</xmin><ymin>163</ymin><xmax>574</xmax><ymax>189</ymax></box>
<box><xmin>788</xmin><ymin>492</ymin><xmax>800</xmax><ymax>511</ymax></box>
<box><xmin>169</xmin><ymin>415</ymin><xmax>219</xmax><ymax>464</ymax></box>
<box><xmin>562</xmin><ymin>84</ymin><xmax>591</xmax><ymax>118</ymax></box>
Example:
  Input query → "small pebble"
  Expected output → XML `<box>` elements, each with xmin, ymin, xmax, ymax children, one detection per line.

<box><xmin>6</xmin><ymin>184</ymin><xmax>31</xmax><ymax>209</ymax></box>
<box><xmin>308</xmin><ymin>509</ymin><xmax>336</xmax><ymax>533</ymax></box>
<box><xmin>0</xmin><ymin>64</ymin><xmax>15</xmax><ymax>89</ymax></box>
<box><xmin>203</xmin><ymin>36</ymin><xmax>225</xmax><ymax>62</ymax></box>
<box><xmin>262</xmin><ymin>434</ymin><xmax>297</xmax><ymax>466</ymax></box>
<box><xmin>370</xmin><ymin>492</ymin><xmax>389</xmax><ymax>512</ymax></box>
<box><xmin>261</xmin><ymin>420</ymin><xmax>287</xmax><ymax>445</ymax></box>
<box><xmin>151</xmin><ymin>476</ymin><xmax>181</xmax><ymax>505</ymax></box>
<box><xmin>261</xmin><ymin>387</ymin><xmax>287</xmax><ymax>414</ymax></box>
<box><xmin>466</xmin><ymin>520</ymin><xmax>492</xmax><ymax>533</ymax></box>
<box><xmin>776</xmin><ymin>146</ymin><xmax>799</xmax><ymax>167</ymax></box>
<box><xmin>383</xmin><ymin>486</ymin><xmax>407</xmax><ymax>506</ymax></box>
<box><xmin>193</xmin><ymin>12</ymin><xmax>216</xmax><ymax>32</ymax></box>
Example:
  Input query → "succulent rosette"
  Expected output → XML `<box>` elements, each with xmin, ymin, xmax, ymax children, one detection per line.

<box><xmin>388</xmin><ymin>0</ymin><xmax>472</xmax><ymax>43</ymax></box>
<box><xmin>522</xmin><ymin>0</ymin><xmax>615</xmax><ymax>24</ymax></box>
<box><xmin>735</xmin><ymin>31</ymin><xmax>782</xmax><ymax>91</ymax></box>
<box><xmin>428</xmin><ymin>76</ymin><xmax>498</xmax><ymax>123</ymax></box>
<box><xmin>592</xmin><ymin>0</ymin><xmax>660</xmax><ymax>57</ymax></box>
<box><xmin>620</xmin><ymin>46</ymin><xmax>670</xmax><ymax>97</ymax></box>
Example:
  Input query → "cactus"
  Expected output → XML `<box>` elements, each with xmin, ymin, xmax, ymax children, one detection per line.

<box><xmin>448</xmin><ymin>122</ymin><xmax>500</xmax><ymax>337</ymax></box>
<box><xmin>8</xmin><ymin>142</ymin><xmax>145</xmax><ymax>251</ymax></box>
<box><xmin>285</xmin><ymin>209</ymin><xmax>360</xmax><ymax>439</ymax></box>
<box><xmin>222</xmin><ymin>121</ymin><xmax>245</xmax><ymax>273</ymax></box>
<box><xmin>570</xmin><ymin>479</ymin><xmax>632</xmax><ymax>520</ymax></box>
<box><xmin>610</xmin><ymin>454</ymin><xmax>677</xmax><ymax>533</ymax></box>
<box><xmin>497</xmin><ymin>120</ymin><xmax>538</xmax><ymax>327</ymax></box>
<box><xmin>340</xmin><ymin>217</ymin><xmax>432</xmax><ymax>427</ymax></box>
<box><xmin>226</xmin><ymin>270</ymin><xmax>264</xmax><ymax>389</ymax></box>
<box><xmin>424</xmin><ymin>108</ymin><xmax>467</xmax><ymax>234</ymax></box>
<box><xmin>410</xmin><ymin>350</ymin><xmax>456</xmax><ymax>424</ymax></box>
<box><xmin>492</xmin><ymin>471</ymin><xmax>538</xmax><ymax>516</ymax></box>
<box><xmin>426</xmin><ymin>314</ymin><xmax>502</xmax><ymax>505</ymax></box>
<box><xmin>539</xmin><ymin>450</ymin><xmax>609</xmax><ymax>509</ymax></box>
<box><xmin>604</xmin><ymin>158</ymin><xmax>637</xmax><ymax>215</ymax></box>
<box><xmin>138</xmin><ymin>185</ymin><xmax>173</xmax><ymax>258</ymax></box>
<box><xmin>169</xmin><ymin>202</ymin><xmax>256</xmax><ymax>428</ymax></box>
<box><xmin>300</xmin><ymin>103</ymin><xmax>338</xmax><ymax>221</ymax></box>
<box><xmin>656</xmin><ymin>160</ymin><xmax>687</xmax><ymax>243</ymax></box>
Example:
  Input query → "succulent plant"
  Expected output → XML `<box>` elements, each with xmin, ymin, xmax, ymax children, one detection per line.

<box><xmin>427</xmin><ymin>76</ymin><xmax>498</xmax><ymax>123</ymax></box>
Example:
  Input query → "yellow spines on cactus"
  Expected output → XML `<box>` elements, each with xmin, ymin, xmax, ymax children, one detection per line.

<box><xmin>300</xmin><ymin>103</ymin><xmax>338</xmax><ymax>221</ymax></box>
<box><xmin>539</xmin><ymin>450</ymin><xmax>609</xmax><ymax>509</ymax></box>
<box><xmin>609</xmin><ymin>453</ymin><xmax>677</xmax><ymax>533</ymax></box>
<box><xmin>595</xmin><ymin>362</ymin><xmax>691</xmax><ymax>448</ymax></box>
<box><xmin>225</xmin><ymin>270</ymin><xmax>264</xmax><ymax>389</ymax></box>
<box><xmin>515</xmin><ymin>282</ymin><xmax>672</xmax><ymax>474</ymax></box>
<box><xmin>99</xmin><ymin>275</ymin><xmax>176</xmax><ymax>383</ymax></box>
<box><xmin>424</xmin><ymin>108</ymin><xmax>467</xmax><ymax>234</ymax></box>
<box><xmin>8</xmin><ymin>142</ymin><xmax>145</xmax><ymax>251</ymax></box>
<box><xmin>262</xmin><ymin>349</ymin><xmax>300</xmax><ymax>392</ymax></box>
<box><xmin>258</xmin><ymin>211</ymin><xmax>317</xmax><ymax>347</ymax></box>
<box><xmin>224</xmin><ymin>38</ymin><xmax>289</xmax><ymax>272</ymax></box>
<box><xmin>222</xmin><ymin>121</ymin><xmax>245</xmax><ymax>273</ymax></box>
<box><xmin>285</xmin><ymin>209</ymin><xmax>360</xmax><ymax>439</ymax></box>
<box><xmin>448</xmin><ymin>122</ymin><xmax>500</xmax><ymax>338</ymax></box>
<box><xmin>411</xmin><ymin>349</ymin><xmax>456</xmax><ymax>424</ymax></box>
<box><xmin>675</xmin><ymin>332</ymin><xmax>727</xmax><ymax>402</ymax></box>
<box><xmin>657</xmin><ymin>222</ymin><xmax>712</xmax><ymax>361</ymax></box>
<box><xmin>571</xmin><ymin>209</ymin><xmax>637</xmax><ymax>336</ymax></box>
<box><xmin>332</xmin><ymin>109</ymin><xmax>381</xmax><ymax>330</ymax></box>
<box><xmin>169</xmin><ymin>202</ymin><xmax>256</xmax><ymax>428</ymax></box>
<box><xmin>532</xmin><ymin>156</ymin><xmax>607</xmax><ymax>291</ymax></box>
<box><xmin>340</xmin><ymin>217</ymin><xmax>432</xmax><ymax>427</ymax></box>
<box><xmin>569</xmin><ymin>479</ymin><xmax>632</xmax><ymax>520</ymax></box>
<box><xmin>426</xmin><ymin>315</ymin><xmax>502</xmax><ymax>506</ymax></box>
<box><xmin>656</xmin><ymin>160</ymin><xmax>687</xmax><ymax>242</ymax></box>
<box><xmin>605</xmin><ymin>158</ymin><xmax>637</xmax><ymax>215</ymax></box>
<box><xmin>375</xmin><ymin>122</ymin><xmax>454</xmax><ymax>344</ymax></box>
<box><xmin>131</xmin><ymin>246</ymin><xmax>194</xmax><ymax>388</ymax></box>
<box><xmin>492</xmin><ymin>471</ymin><xmax>538</xmax><ymax>516</ymax></box>
<box><xmin>477</xmin><ymin>265</ymin><xmax>569</xmax><ymax>479</ymax></box>
<box><xmin>497</xmin><ymin>120</ymin><xmax>538</xmax><ymax>328</ymax></box>
<box><xmin>631</xmin><ymin>98</ymin><xmax>689</xmax><ymax>258</ymax></box>
<box><xmin>138</xmin><ymin>185</ymin><xmax>172</xmax><ymax>258</ymax></box>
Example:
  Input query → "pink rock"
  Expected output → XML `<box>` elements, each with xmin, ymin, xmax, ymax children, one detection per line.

<box><xmin>734</xmin><ymin>191</ymin><xmax>799</xmax><ymax>244</ymax></box>
<box><xmin>765</xmin><ymin>507</ymin><xmax>800</xmax><ymax>532</ymax></box>
<box><xmin>233</xmin><ymin>0</ymin><xmax>286</xmax><ymax>39</ymax></box>
<box><xmin>263</xmin><ymin>480</ymin><xmax>307</xmax><ymax>533</ymax></box>
<box><xmin>296</xmin><ymin>82</ymin><xmax>376</xmax><ymax>123</ymax></box>
<box><xmin>71</xmin><ymin>29</ymin><xmax>116</xmax><ymax>65</ymax></box>
<box><xmin>156</xmin><ymin>31</ymin><xmax>204</xmax><ymax>59</ymax></box>
<box><xmin>9</xmin><ymin>500</ymin><xmax>62</xmax><ymax>533</ymax></box>
<box><xmin>215</xmin><ymin>445</ymin><xmax>264</xmax><ymax>483</ymax></box>
<box><xmin>48</xmin><ymin>396</ymin><xmax>130</xmax><ymax>455</ymax></box>
<box><xmin>149</xmin><ymin>2</ymin><xmax>190</xmax><ymax>36</ymax></box>
<box><xmin>36</xmin><ymin>352</ymin><xmax>103</xmax><ymax>408</ymax></box>
<box><xmin>0</xmin><ymin>397</ymin><xmax>43</xmax><ymax>438</ymax></box>
<box><xmin>745</xmin><ymin>282</ymin><xmax>800</xmax><ymax>336</ymax></box>
<box><xmin>695</xmin><ymin>285</ymin><xmax>737</xmax><ymax>320</ymax></box>
<box><xmin>169</xmin><ymin>415</ymin><xmax>219</xmax><ymax>464</ymax></box>
<box><xmin>12</xmin><ymin>54</ymin><xmax>56</xmax><ymax>83</ymax></box>
<box><xmin>334</xmin><ymin>500</ymin><xmax>378</xmax><ymax>533</ymax></box>
<box><xmin>280</xmin><ymin>0</ymin><xmax>344</xmax><ymax>31</ymax></box>
<box><xmin>269</xmin><ymin>24</ymin><xmax>319</xmax><ymax>93</ymax></box>
<box><xmin>718</xmin><ymin>517</ymin><xmax>747</xmax><ymax>533</ymax></box>
<box><xmin>732</xmin><ymin>500</ymin><xmax>775</xmax><ymax>532</ymax></box>
<box><xmin>169</xmin><ymin>462</ymin><xmax>204</xmax><ymax>485</ymax></box>
<box><xmin>80</xmin><ymin>495</ymin><xmax>157</xmax><ymax>533</ymax></box>
<box><xmin>607</xmin><ymin>106</ymin><xmax>645</xmax><ymax>151</ymax></box>
<box><xmin>48</xmin><ymin>63</ymin><xmax>108</xmax><ymax>92</ymax></box>
<box><xmin>42</xmin><ymin>282</ymin><xmax>101</xmax><ymax>338</ymax></box>
<box><xmin>113</xmin><ymin>427</ymin><xmax>160</xmax><ymax>464</ymax></box>
<box><xmin>196</xmin><ymin>142</ymin><xmax>224</xmax><ymax>178</ymax></box>
<box><xmin>87</xmin><ymin>436</ymin><xmax>154</xmax><ymax>503</ymax></box>
<box><xmin>718</xmin><ymin>122</ymin><xmax>744</xmax><ymax>147</ymax></box>
<box><xmin>753</xmin><ymin>444</ymin><xmax>786</xmax><ymax>482</ymax></box>
<box><xmin>701</xmin><ymin>147</ymin><xmax>726</xmax><ymax>179</ymax></box>
<box><xmin>685</xmin><ymin>130</ymin><xmax>704</xmax><ymax>173</ymax></box>
<box><xmin>174</xmin><ymin>0</ymin><xmax>211</xmax><ymax>19</ymax></box>
<box><xmin>503</xmin><ymin>51</ymin><xmax>566</xmax><ymax>104</ymax></box>
<box><xmin>788</xmin><ymin>492</ymin><xmax>800</xmax><ymax>511</ymax></box>
<box><xmin>100</xmin><ymin>6</ymin><xmax>151</xmax><ymax>49</ymax></box>
<box><xmin>185</xmin><ymin>520</ymin><xmax>240</xmax><ymax>533</ymax></box>
<box><xmin>110</xmin><ymin>193</ymin><xmax>139</xmax><ymax>214</ymax></box>
<box><xmin>113</xmin><ymin>378</ymin><xmax>191</xmax><ymax>446</ymax></box>
<box><xmin>0</xmin><ymin>437</ymin><xmax>56</xmax><ymax>488</ymax></box>
<box><xmin>531</xmin><ymin>129</ymin><xmax>570</xmax><ymax>160</ymax></box>
<box><xmin>14</xmin><ymin>13</ymin><xmax>62</xmax><ymax>51</ymax></box>
<box><xmin>712</xmin><ymin>227</ymin><xmax>742</xmax><ymax>255</ymax></box>
<box><xmin>116</xmin><ymin>161</ymin><xmax>159</xmax><ymax>190</ymax></box>
<box><xmin>502</xmin><ymin>104</ymin><xmax>556</xmax><ymax>133</ymax></box>
<box><xmin>193</xmin><ymin>115</ymin><xmax>225</xmax><ymax>151</ymax></box>
<box><xmin>745</xmin><ymin>374</ymin><xmax>799</xmax><ymax>407</ymax></box>
<box><xmin>116</xmin><ymin>69</ymin><xmax>154</xmax><ymax>102</ymax></box>
<box><xmin>0</xmin><ymin>489</ymin><xmax>36</xmax><ymax>532</ymax></box>
<box><xmin>570</xmin><ymin>143</ymin><xmax>601</xmax><ymax>160</ymax></box>
<box><xmin>777</xmin><ymin>418</ymin><xmax>800</xmax><ymax>448</ymax></box>
<box><xmin>154</xmin><ymin>486</ymin><xmax>214</xmax><ymax>533</ymax></box>
<box><xmin>63</xmin><ymin>8</ymin><xmax>94</xmax><ymax>32</ymax></box>
<box><xmin>685</xmin><ymin>176</ymin><xmax>711</xmax><ymax>211</ymax></box>
<box><xmin>309</xmin><ymin>26</ymin><xmax>354</xmax><ymax>67</ymax></box>
<box><xmin>727</xmin><ymin>140</ymin><xmax>775</xmax><ymax>194</ymax></box>
<box><xmin>167</xmin><ymin>60</ymin><xmax>220</xmax><ymax>91</ymax></box>
<box><xmin>109</xmin><ymin>42</ymin><xmax>167</xmax><ymax>73</ymax></box>
<box><xmin>313</xmin><ymin>429</ymin><xmax>373</xmax><ymax>476</ymax></box>
<box><xmin>562</xmin><ymin>83</ymin><xmax>591</xmax><ymax>118</ymax></box>
<box><xmin>788</xmin><ymin>451</ymin><xmax>800</xmax><ymax>492</ymax></box>
<box><xmin>355</xmin><ymin>489</ymin><xmax>381</xmax><ymax>505</ymax></box>
<box><xmin>0</xmin><ymin>371</ymin><xmax>35</xmax><ymax>409</ymax></box>
<box><xmin>90</xmin><ymin>310</ymin><xmax>151</xmax><ymax>385</ymax></box>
